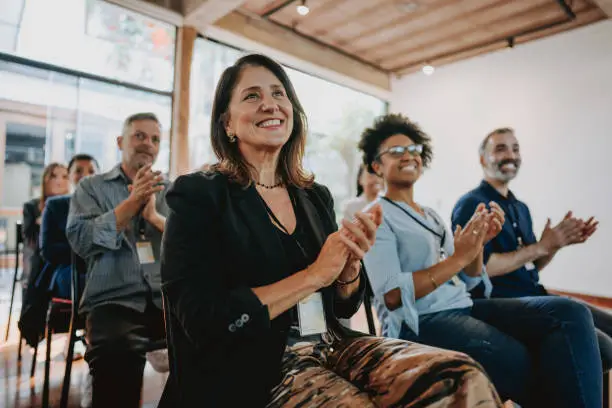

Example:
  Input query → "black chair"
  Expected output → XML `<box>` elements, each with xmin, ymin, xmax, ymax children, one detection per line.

<box><xmin>58</xmin><ymin>251</ymin><xmax>86</xmax><ymax>408</ymax></box>
<box><xmin>5</xmin><ymin>222</ymin><xmax>22</xmax><ymax>342</ymax></box>
<box><xmin>605</xmin><ymin>371</ymin><xmax>610</xmax><ymax>408</ymax></box>
<box><xmin>8</xmin><ymin>223</ymin><xmax>39</xmax><ymax>379</ymax></box>
<box><xmin>42</xmin><ymin>252</ymin><xmax>86</xmax><ymax>408</ymax></box>
<box><xmin>55</xmin><ymin>252</ymin><xmax>167</xmax><ymax>408</ymax></box>
<box><xmin>361</xmin><ymin>264</ymin><xmax>377</xmax><ymax>336</ymax></box>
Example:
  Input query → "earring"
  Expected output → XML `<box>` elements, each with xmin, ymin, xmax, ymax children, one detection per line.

<box><xmin>227</xmin><ymin>131</ymin><xmax>236</xmax><ymax>143</ymax></box>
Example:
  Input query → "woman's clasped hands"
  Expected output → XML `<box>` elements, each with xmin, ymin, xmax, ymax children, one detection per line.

<box><xmin>308</xmin><ymin>204</ymin><xmax>383</xmax><ymax>288</ymax></box>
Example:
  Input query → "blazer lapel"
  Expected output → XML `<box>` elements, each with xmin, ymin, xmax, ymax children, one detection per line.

<box><xmin>292</xmin><ymin>187</ymin><xmax>328</xmax><ymax>249</ymax></box>
<box><xmin>230</xmin><ymin>183</ymin><xmax>290</xmax><ymax>283</ymax></box>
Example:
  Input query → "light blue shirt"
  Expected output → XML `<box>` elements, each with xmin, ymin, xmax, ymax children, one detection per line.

<box><xmin>363</xmin><ymin>198</ymin><xmax>492</xmax><ymax>337</ymax></box>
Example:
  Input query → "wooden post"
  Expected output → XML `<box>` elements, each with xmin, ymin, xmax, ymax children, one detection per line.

<box><xmin>170</xmin><ymin>25</ymin><xmax>197</xmax><ymax>178</ymax></box>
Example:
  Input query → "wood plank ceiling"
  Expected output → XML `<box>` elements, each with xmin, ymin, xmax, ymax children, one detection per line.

<box><xmin>240</xmin><ymin>0</ymin><xmax>607</xmax><ymax>76</ymax></box>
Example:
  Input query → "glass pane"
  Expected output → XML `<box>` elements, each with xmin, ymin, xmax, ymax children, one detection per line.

<box><xmin>0</xmin><ymin>23</ymin><xmax>18</xmax><ymax>53</ymax></box>
<box><xmin>0</xmin><ymin>58</ymin><xmax>171</xmax><ymax>213</ymax></box>
<box><xmin>76</xmin><ymin>78</ymin><xmax>172</xmax><ymax>175</ymax></box>
<box><xmin>286</xmin><ymin>67</ymin><xmax>387</xmax><ymax>220</ymax></box>
<box><xmin>0</xmin><ymin>0</ymin><xmax>24</xmax><ymax>25</ymax></box>
<box><xmin>14</xmin><ymin>0</ymin><xmax>175</xmax><ymax>92</ymax></box>
<box><xmin>0</xmin><ymin>60</ymin><xmax>78</xmax><ymax>208</ymax></box>
<box><xmin>189</xmin><ymin>40</ymin><xmax>243</xmax><ymax>171</ymax></box>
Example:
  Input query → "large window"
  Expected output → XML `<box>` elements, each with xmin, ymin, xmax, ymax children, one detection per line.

<box><xmin>189</xmin><ymin>39</ymin><xmax>387</xmax><ymax>219</ymax></box>
<box><xmin>0</xmin><ymin>59</ymin><xmax>171</xmax><ymax>204</ymax></box>
<box><xmin>0</xmin><ymin>0</ymin><xmax>175</xmax><ymax>251</ymax></box>
<box><xmin>0</xmin><ymin>0</ymin><xmax>175</xmax><ymax>92</ymax></box>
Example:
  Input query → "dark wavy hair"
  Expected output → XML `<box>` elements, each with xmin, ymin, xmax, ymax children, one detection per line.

<box><xmin>210</xmin><ymin>53</ymin><xmax>313</xmax><ymax>188</ymax></box>
<box><xmin>358</xmin><ymin>113</ymin><xmax>433</xmax><ymax>173</ymax></box>
<box><xmin>356</xmin><ymin>165</ymin><xmax>365</xmax><ymax>196</ymax></box>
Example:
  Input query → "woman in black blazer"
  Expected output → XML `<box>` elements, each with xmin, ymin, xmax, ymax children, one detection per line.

<box><xmin>160</xmin><ymin>54</ymin><xmax>503</xmax><ymax>408</ymax></box>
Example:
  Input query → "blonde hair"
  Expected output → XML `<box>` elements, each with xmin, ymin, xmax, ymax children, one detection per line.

<box><xmin>39</xmin><ymin>163</ymin><xmax>68</xmax><ymax>211</ymax></box>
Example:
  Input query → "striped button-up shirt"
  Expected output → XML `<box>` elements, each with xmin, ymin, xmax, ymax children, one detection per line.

<box><xmin>363</xmin><ymin>198</ymin><xmax>492</xmax><ymax>338</ymax></box>
<box><xmin>66</xmin><ymin>164</ymin><xmax>169</xmax><ymax>313</ymax></box>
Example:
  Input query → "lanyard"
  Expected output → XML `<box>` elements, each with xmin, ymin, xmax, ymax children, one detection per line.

<box><xmin>258</xmin><ymin>192</ymin><xmax>308</xmax><ymax>258</ymax></box>
<box><xmin>382</xmin><ymin>197</ymin><xmax>447</xmax><ymax>257</ymax></box>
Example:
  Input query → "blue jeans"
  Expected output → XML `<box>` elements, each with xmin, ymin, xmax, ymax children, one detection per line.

<box><xmin>399</xmin><ymin>297</ymin><xmax>602</xmax><ymax>408</ymax></box>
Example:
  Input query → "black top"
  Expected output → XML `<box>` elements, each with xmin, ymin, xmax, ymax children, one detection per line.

<box><xmin>261</xmin><ymin>189</ymin><xmax>320</xmax><ymax>333</ymax></box>
<box><xmin>158</xmin><ymin>172</ymin><xmax>366</xmax><ymax>408</ymax></box>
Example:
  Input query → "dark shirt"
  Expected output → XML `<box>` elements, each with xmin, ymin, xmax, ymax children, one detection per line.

<box><xmin>451</xmin><ymin>180</ymin><xmax>547</xmax><ymax>298</ymax></box>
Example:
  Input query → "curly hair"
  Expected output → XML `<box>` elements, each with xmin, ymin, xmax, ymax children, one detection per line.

<box><xmin>358</xmin><ymin>113</ymin><xmax>433</xmax><ymax>173</ymax></box>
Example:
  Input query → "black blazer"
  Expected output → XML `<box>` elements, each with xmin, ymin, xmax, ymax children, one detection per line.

<box><xmin>159</xmin><ymin>171</ymin><xmax>366</xmax><ymax>408</ymax></box>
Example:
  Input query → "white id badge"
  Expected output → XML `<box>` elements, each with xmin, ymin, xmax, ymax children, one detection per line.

<box><xmin>136</xmin><ymin>241</ymin><xmax>155</xmax><ymax>264</ymax></box>
<box><xmin>297</xmin><ymin>292</ymin><xmax>327</xmax><ymax>336</ymax></box>
<box><xmin>525</xmin><ymin>262</ymin><xmax>536</xmax><ymax>271</ymax></box>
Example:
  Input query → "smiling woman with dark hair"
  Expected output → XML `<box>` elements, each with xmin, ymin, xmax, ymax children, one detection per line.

<box><xmin>159</xmin><ymin>55</ymin><xmax>504</xmax><ymax>408</ymax></box>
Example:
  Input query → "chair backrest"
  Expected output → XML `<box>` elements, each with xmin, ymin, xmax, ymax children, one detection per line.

<box><xmin>16</xmin><ymin>221</ymin><xmax>23</xmax><ymax>246</ymax></box>
<box><xmin>361</xmin><ymin>263</ymin><xmax>377</xmax><ymax>336</ymax></box>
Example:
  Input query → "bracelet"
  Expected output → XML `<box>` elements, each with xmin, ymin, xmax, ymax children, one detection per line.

<box><xmin>336</xmin><ymin>270</ymin><xmax>361</xmax><ymax>285</ymax></box>
<box><xmin>427</xmin><ymin>271</ymin><xmax>439</xmax><ymax>289</ymax></box>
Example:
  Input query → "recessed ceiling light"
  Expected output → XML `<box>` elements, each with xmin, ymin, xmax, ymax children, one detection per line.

<box><xmin>297</xmin><ymin>0</ymin><xmax>309</xmax><ymax>16</ymax></box>
<box><xmin>422</xmin><ymin>64</ymin><xmax>434</xmax><ymax>75</ymax></box>
<box><xmin>396</xmin><ymin>0</ymin><xmax>419</xmax><ymax>13</ymax></box>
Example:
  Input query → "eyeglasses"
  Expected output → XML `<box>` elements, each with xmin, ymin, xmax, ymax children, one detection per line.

<box><xmin>376</xmin><ymin>144</ymin><xmax>423</xmax><ymax>160</ymax></box>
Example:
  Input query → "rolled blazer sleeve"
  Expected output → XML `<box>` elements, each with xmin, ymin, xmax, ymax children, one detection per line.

<box><xmin>161</xmin><ymin>175</ymin><xmax>271</xmax><ymax>345</ymax></box>
<box><xmin>66</xmin><ymin>178</ymin><xmax>123</xmax><ymax>259</ymax></box>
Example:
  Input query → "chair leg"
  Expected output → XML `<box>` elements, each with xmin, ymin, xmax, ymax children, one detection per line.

<box><xmin>30</xmin><ymin>342</ymin><xmax>38</xmax><ymax>378</ymax></box>
<box><xmin>17</xmin><ymin>334</ymin><xmax>23</xmax><ymax>362</ymax></box>
<box><xmin>5</xmin><ymin>245</ymin><xmax>20</xmax><ymax>342</ymax></box>
<box><xmin>59</xmin><ymin>328</ymin><xmax>78</xmax><ymax>408</ymax></box>
<box><xmin>604</xmin><ymin>372</ymin><xmax>610</xmax><ymax>408</ymax></box>
<box><xmin>42</xmin><ymin>324</ymin><xmax>52</xmax><ymax>408</ymax></box>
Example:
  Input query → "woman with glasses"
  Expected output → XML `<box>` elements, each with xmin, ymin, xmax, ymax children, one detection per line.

<box><xmin>360</xmin><ymin>113</ymin><xmax>603</xmax><ymax>408</ymax></box>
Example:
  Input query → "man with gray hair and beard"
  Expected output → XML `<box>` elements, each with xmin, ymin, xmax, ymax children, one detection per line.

<box><xmin>451</xmin><ymin>127</ymin><xmax>612</xmax><ymax>373</ymax></box>
<box><xmin>67</xmin><ymin>112</ymin><xmax>169</xmax><ymax>408</ymax></box>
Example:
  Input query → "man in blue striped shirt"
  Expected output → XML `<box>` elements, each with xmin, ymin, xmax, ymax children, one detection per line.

<box><xmin>67</xmin><ymin>112</ymin><xmax>169</xmax><ymax>408</ymax></box>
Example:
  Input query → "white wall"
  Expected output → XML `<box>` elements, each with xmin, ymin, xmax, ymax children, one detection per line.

<box><xmin>390</xmin><ymin>21</ymin><xmax>612</xmax><ymax>297</ymax></box>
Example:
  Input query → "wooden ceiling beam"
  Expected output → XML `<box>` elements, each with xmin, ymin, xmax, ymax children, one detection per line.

<box><xmin>591</xmin><ymin>0</ymin><xmax>612</xmax><ymax>16</ymax></box>
<box><xmin>183</xmin><ymin>0</ymin><xmax>245</xmax><ymax>25</ymax></box>
<box><xmin>326</xmin><ymin>0</ymin><xmax>474</xmax><ymax>48</ymax></box>
<box><xmin>212</xmin><ymin>10</ymin><xmax>390</xmax><ymax>90</ymax></box>
<box><xmin>378</xmin><ymin>0</ymin><xmax>571</xmax><ymax>66</ymax></box>
<box><xmin>290</xmin><ymin>0</ymin><xmax>373</xmax><ymax>32</ymax></box>
<box><xmin>393</xmin><ymin>7</ymin><xmax>605</xmax><ymax>76</ymax></box>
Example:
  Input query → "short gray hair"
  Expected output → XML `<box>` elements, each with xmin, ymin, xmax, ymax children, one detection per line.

<box><xmin>122</xmin><ymin>112</ymin><xmax>160</xmax><ymax>136</ymax></box>
<box><xmin>479</xmin><ymin>127</ymin><xmax>514</xmax><ymax>155</ymax></box>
